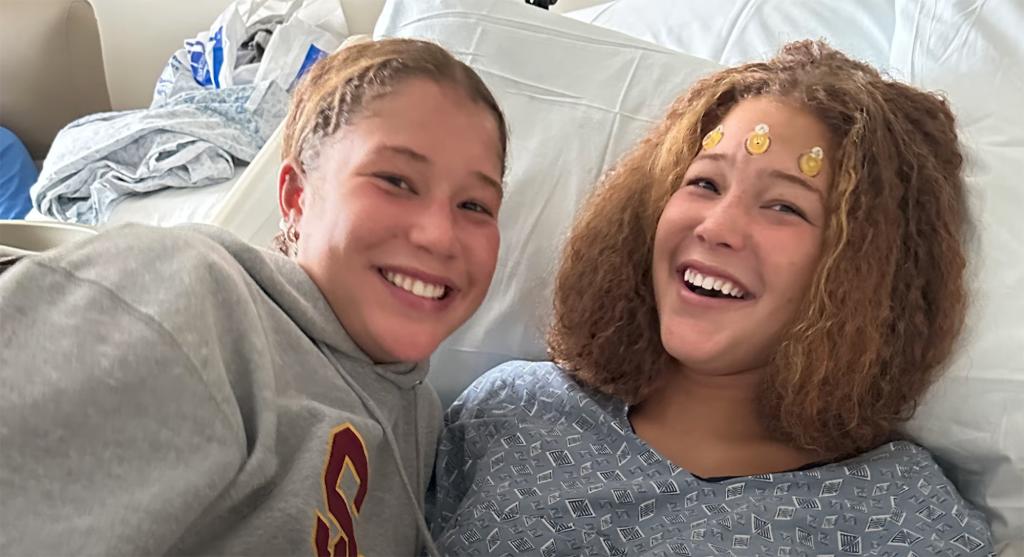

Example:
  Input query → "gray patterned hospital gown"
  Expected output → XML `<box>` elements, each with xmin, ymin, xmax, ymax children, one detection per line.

<box><xmin>430</xmin><ymin>361</ymin><xmax>994</xmax><ymax>556</ymax></box>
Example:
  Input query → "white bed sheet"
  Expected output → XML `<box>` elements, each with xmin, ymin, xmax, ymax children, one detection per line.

<box><xmin>104</xmin><ymin>171</ymin><xmax>245</xmax><ymax>227</ymax></box>
<box><xmin>25</xmin><ymin>167</ymin><xmax>246</xmax><ymax>230</ymax></box>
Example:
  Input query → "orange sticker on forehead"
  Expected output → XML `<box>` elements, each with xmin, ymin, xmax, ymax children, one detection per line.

<box><xmin>799</xmin><ymin>146</ymin><xmax>825</xmax><ymax>178</ymax></box>
<box><xmin>701</xmin><ymin>125</ymin><xmax>725</xmax><ymax>151</ymax></box>
<box><xmin>745</xmin><ymin>123</ymin><xmax>771</xmax><ymax>155</ymax></box>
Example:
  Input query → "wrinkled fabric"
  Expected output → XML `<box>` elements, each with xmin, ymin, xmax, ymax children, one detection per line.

<box><xmin>433</xmin><ymin>361</ymin><xmax>996</xmax><ymax>557</ymax></box>
<box><xmin>30</xmin><ymin>82</ymin><xmax>287</xmax><ymax>225</ymax></box>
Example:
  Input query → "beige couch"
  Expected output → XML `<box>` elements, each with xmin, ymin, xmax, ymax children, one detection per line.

<box><xmin>0</xmin><ymin>0</ymin><xmax>109</xmax><ymax>160</ymax></box>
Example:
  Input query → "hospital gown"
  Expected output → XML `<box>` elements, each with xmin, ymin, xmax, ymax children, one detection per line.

<box><xmin>431</xmin><ymin>361</ymin><xmax>995</xmax><ymax>556</ymax></box>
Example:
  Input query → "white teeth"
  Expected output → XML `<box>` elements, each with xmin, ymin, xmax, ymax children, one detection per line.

<box><xmin>383</xmin><ymin>270</ymin><xmax>446</xmax><ymax>300</ymax></box>
<box><xmin>682</xmin><ymin>267</ymin><xmax>746</xmax><ymax>299</ymax></box>
<box><xmin>411</xmin><ymin>280</ymin><xmax>429</xmax><ymax>298</ymax></box>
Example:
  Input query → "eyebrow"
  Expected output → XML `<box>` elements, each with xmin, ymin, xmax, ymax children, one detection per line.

<box><xmin>765</xmin><ymin>169</ymin><xmax>824</xmax><ymax>200</ymax></box>
<box><xmin>376</xmin><ymin>144</ymin><xmax>503</xmax><ymax>198</ymax></box>
<box><xmin>690</xmin><ymin>152</ymin><xmax>824</xmax><ymax>200</ymax></box>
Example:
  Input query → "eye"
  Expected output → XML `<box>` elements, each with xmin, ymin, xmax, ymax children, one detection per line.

<box><xmin>685</xmin><ymin>178</ymin><xmax>720</xmax><ymax>194</ymax></box>
<box><xmin>375</xmin><ymin>174</ymin><xmax>414</xmax><ymax>192</ymax></box>
<box><xmin>459</xmin><ymin>200</ymin><xmax>495</xmax><ymax>217</ymax></box>
<box><xmin>767</xmin><ymin>202</ymin><xmax>809</xmax><ymax>221</ymax></box>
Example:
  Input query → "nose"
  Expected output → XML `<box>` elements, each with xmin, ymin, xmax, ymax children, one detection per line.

<box><xmin>408</xmin><ymin>199</ymin><xmax>458</xmax><ymax>258</ymax></box>
<box><xmin>693</xmin><ymin>194</ymin><xmax>748</xmax><ymax>251</ymax></box>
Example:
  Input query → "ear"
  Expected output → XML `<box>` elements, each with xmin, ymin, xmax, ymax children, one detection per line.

<box><xmin>278</xmin><ymin>159</ymin><xmax>306</xmax><ymax>223</ymax></box>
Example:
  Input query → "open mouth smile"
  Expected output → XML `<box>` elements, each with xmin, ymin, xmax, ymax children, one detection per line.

<box><xmin>378</xmin><ymin>268</ymin><xmax>453</xmax><ymax>301</ymax></box>
<box><xmin>680</xmin><ymin>266</ymin><xmax>751</xmax><ymax>301</ymax></box>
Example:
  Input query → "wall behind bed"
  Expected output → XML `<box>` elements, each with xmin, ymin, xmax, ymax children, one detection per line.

<box><xmin>88</xmin><ymin>0</ymin><xmax>609</xmax><ymax>113</ymax></box>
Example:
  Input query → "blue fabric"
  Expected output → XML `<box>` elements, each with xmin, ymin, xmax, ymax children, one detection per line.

<box><xmin>0</xmin><ymin>127</ymin><xmax>38</xmax><ymax>219</ymax></box>
<box><xmin>431</xmin><ymin>361</ymin><xmax>996</xmax><ymax>556</ymax></box>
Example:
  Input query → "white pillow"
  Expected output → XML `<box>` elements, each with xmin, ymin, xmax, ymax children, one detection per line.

<box><xmin>886</xmin><ymin>2</ymin><xmax>1024</xmax><ymax>554</ymax></box>
<box><xmin>374</xmin><ymin>0</ymin><xmax>721</xmax><ymax>406</ymax></box>
<box><xmin>563</xmin><ymin>0</ymin><xmax>896</xmax><ymax>70</ymax></box>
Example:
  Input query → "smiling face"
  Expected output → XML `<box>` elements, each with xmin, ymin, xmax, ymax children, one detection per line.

<box><xmin>652</xmin><ymin>96</ymin><xmax>834</xmax><ymax>375</ymax></box>
<box><xmin>279</xmin><ymin>78</ymin><xmax>504</xmax><ymax>363</ymax></box>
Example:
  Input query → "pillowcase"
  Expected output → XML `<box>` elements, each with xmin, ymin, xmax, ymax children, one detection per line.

<box><xmin>564</xmin><ymin>0</ymin><xmax>896</xmax><ymax>70</ymax></box>
<box><xmin>374</xmin><ymin>0</ymin><xmax>720</xmax><ymax>406</ymax></box>
<box><xmin>886</xmin><ymin>2</ymin><xmax>1024</xmax><ymax>553</ymax></box>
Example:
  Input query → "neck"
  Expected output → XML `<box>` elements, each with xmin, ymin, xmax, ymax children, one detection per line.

<box><xmin>629</xmin><ymin>364</ymin><xmax>828</xmax><ymax>478</ymax></box>
<box><xmin>636</xmin><ymin>365</ymin><xmax>769</xmax><ymax>443</ymax></box>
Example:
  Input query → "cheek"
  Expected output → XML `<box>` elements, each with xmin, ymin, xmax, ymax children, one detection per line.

<box><xmin>651</xmin><ymin>198</ymin><xmax>684</xmax><ymax>258</ymax></box>
<box><xmin>770</xmin><ymin>234</ymin><xmax>824</xmax><ymax>303</ymax></box>
<box><xmin>466</xmin><ymin>224</ymin><xmax>500</xmax><ymax>284</ymax></box>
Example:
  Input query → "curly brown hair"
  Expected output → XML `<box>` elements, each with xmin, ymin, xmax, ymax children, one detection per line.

<box><xmin>272</xmin><ymin>38</ymin><xmax>508</xmax><ymax>255</ymax></box>
<box><xmin>548</xmin><ymin>40</ymin><xmax>968</xmax><ymax>456</ymax></box>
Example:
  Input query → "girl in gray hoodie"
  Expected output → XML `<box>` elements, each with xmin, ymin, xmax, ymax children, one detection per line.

<box><xmin>0</xmin><ymin>38</ymin><xmax>507</xmax><ymax>557</ymax></box>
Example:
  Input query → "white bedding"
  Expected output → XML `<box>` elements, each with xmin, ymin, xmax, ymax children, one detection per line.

<box><xmin>26</xmin><ymin>167</ymin><xmax>246</xmax><ymax>230</ymax></box>
<box><xmin>105</xmin><ymin>170</ymin><xmax>245</xmax><ymax>227</ymax></box>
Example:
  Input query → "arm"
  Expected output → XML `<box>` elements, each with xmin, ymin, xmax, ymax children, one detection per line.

<box><xmin>0</xmin><ymin>258</ymin><xmax>246</xmax><ymax>556</ymax></box>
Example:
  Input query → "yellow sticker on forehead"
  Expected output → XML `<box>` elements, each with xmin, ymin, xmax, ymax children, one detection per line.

<box><xmin>745</xmin><ymin>123</ymin><xmax>771</xmax><ymax>155</ymax></box>
<box><xmin>701</xmin><ymin>125</ymin><xmax>724</xmax><ymax>151</ymax></box>
<box><xmin>799</xmin><ymin>146</ymin><xmax>825</xmax><ymax>177</ymax></box>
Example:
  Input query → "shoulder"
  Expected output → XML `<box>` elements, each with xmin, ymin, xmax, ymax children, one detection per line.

<box><xmin>844</xmin><ymin>440</ymin><xmax>962</xmax><ymax>488</ymax></box>
<box><xmin>837</xmin><ymin>441</ymin><xmax>968</xmax><ymax>501</ymax></box>
<box><xmin>461</xmin><ymin>360</ymin><xmax>572</xmax><ymax>400</ymax></box>
<box><xmin>445</xmin><ymin>361</ymin><xmax>623</xmax><ymax>428</ymax></box>
<box><xmin>454</xmin><ymin>360</ymin><xmax>580</xmax><ymax>406</ymax></box>
<box><xmin>54</xmin><ymin>223</ymin><xmax>247</xmax><ymax>274</ymax></box>
<box><xmin>835</xmin><ymin>441</ymin><xmax>994</xmax><ymax>552</ymax></box>
<box><xmin>446</xmin><ymin>361</ymin><xmax>574</xmax><ymax>421</ymax></box>
<box><xmin>37</xmin><ymin>224</ymin><xmax>270</xmax><ymax>301</ymax></box>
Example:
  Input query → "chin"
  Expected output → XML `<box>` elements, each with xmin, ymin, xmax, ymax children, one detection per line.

<box><xmin>663</xmin><ymin>340</ymin><xmax>748</xmax><ymax>375</ymax></box>
<box><xmin>670</xmin><ymin>349</ymin><xmax>773</xmax><ymax>376</ymax></box>
<box><xmin>376</xmin><ymin>329</ymin><xmax>449</xmax><ymax>363</ymax></box>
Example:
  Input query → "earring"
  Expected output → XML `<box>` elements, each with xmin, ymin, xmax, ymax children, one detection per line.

<box><xmin>701</xmin><ymin>125</ymin><xmax>724</xmax><ymax>150</ymax></box>
<box><xmin>798</xmin><ymin>146</ymin><xmax>825</xmax><ymax>177</ymax></box>
<box><xmin>279</xmin><ymin>218</ymin><xmax>299</xmax><ymax>258</ymax></box>
<box><xmin>744</xmin><ymin>123</ymin><xmax>771</xmax><ymax>155</ymax></box>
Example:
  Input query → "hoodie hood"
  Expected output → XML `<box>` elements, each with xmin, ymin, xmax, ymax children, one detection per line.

<box><xmin>196</xmin><ymin>224</ymin><xmax>430</xmax><ymax>390</ymax></box>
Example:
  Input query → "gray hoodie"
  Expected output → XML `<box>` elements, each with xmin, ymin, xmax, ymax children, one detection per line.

<box><xmin>0</xmin><ymin>224</ymin><xmax>441</xmax><ymax>556</ymax></box>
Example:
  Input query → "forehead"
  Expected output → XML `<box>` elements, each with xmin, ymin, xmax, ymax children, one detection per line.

<box><xmin>716</xmin><ymin>96</ymin><xmax>833</xmax><ymax>155</ymax></box>
<box><xmin>364</xmin><ymin>79</ymin><xmax>499</xmax><ymax>141</ymax></box>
